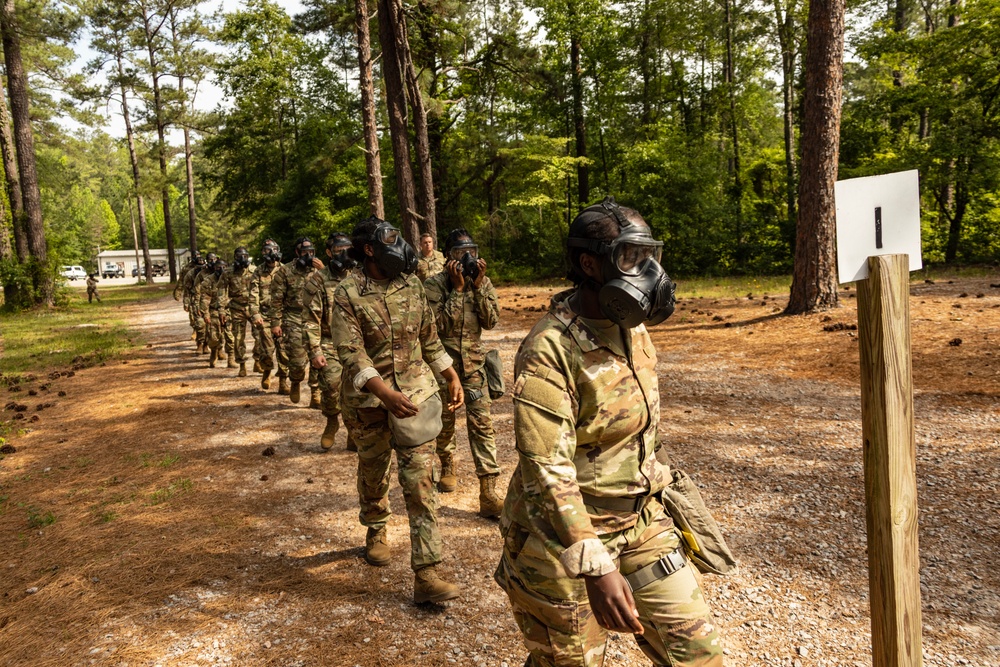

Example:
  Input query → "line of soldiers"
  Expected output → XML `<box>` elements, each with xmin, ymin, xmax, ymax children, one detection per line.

<box><xmin>172</xmin><ymin>229</ymin><xmax>503</xmax><ymax>520</ymax></box>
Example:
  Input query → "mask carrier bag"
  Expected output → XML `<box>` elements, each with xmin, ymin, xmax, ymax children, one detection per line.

<box><xmin>484</xmin><ymin>350</ymin><xmax>505</xmax><ymax>400</ymax></box>
<box><xmin>659</xmin><ymin>469</ymin><xmax>739</xmax><ymax>576</ymax></box>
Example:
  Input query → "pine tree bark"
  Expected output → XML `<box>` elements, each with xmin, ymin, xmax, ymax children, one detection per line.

<box><xmin>773</xmin><ymin>0</ymin><xmax>797</xmax><ymax>254</ymax></box>
<box><xmin>570</xmin><ymin>26</ymin><xmax>588</xmax><ymax>205</ymax></box>
<box><xmin>1</xmin><ymin>0</ymin><xmax>51</xmax><ymax>306</ymax></box>
<box><xmin>354</xmin><ymin>0</ymin><xmax>384</xmax><ymax>218</ymax></box>
<box><xmin>118</xmin><ymin>54</ymin><xmax>153</xmax><ymax>283</ymax></box>
<box><xmin>786</xmin><ymin>0</ymin><xmax>843</xmax><ymax>314</ymax></box>
<box><xmin>377</xmin><ymin>0</ymin><xmax>419</xmax><ymax>244</ymax></box>
<box><xmin>0</xmin><ymin>82</ymin><xmax>24</xmax><ymax>262</ymax></box>
<box><xmin>724</xmin><ymin>0</ymin><xmax>744</xmax><ymax>264</ymax></box>
<box><xmin>169</xmin><ymin>9</ymin><xmax>198</xmax><ymax>255</ymax></box>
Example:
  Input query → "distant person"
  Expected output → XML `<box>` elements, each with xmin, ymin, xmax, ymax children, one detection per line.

<box><xmin>222</xmin><ymin>247</ymin><xmax>255</xmax><ymax>377</ymax></box>
<box><xmin>415</xmin><ymin>231</ymin><xmax>445</xmax><ymax>282</ymax></box>
<box><xmin>303</xmin><ymin>232</ymin><xmax>357</xmax><ymax>452</ymax></box>
<box><xmin>495</xmin><ymin>198</ymin><xmax>724</xmax><ymax>666</ymax></box>
<box><xmin>249</xmin><ymin>240</ymin><xmax>288</xmax><ymax>392</ymax></box>
<box><xmin>270</xmin><ymin>238</ymin><xmax>319</xmax><ymax>406</ymax></box>
<box><xmin>199</xmin><ymin>258</ymin><xmax>231</xmax><ymax>369</ymax></box>
<box><xmin>423</xmin><ymin>228</ymin><xmax>503</xmax><ymax>518</ymax></box>
<box><xmin>331</xmin><ymin>216</ymin><xmax>464</xmax><ymax>604</ymax></box>
<box><xmin>86</xmin><ymin>273</ymin><xmax>101</xmax><ymax>303</ymax></box>
<box><xmin>174</xmin><ymin>252</ymin><xmax>203</xmax><ymax>342</ymax></box>
<box><xmin>185</xmin><ymin>253</ymin><xmax>214</xmax><ymax>354</ymax></box>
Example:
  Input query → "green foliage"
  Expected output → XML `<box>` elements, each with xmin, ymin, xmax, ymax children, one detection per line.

<box><xmin>26</xmin><ymin>506</ymin><xmax>56</xmax><ymax>528</ymax></box>
<box><xmin>148</xmin><ymin>478</ymin><xmax>193</xmax><ymax>505</ymax></box>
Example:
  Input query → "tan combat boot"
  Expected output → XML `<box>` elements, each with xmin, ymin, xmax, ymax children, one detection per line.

<box><xmin>191</xmin><ymin>331</ymin><xmax>197</xmax><ymax>340</ymax></box>
<box><xmin>309</xmin><ymin>387</ymin><xmax>321</xmax><ymax>410</ymax></box>
<box><xmin>289</xmin><ymin>381</ymin><xmax>301</xmax><ymax>404</ymax></box>
<box><xmin>261</xmin><ymin>369</ymin><xmax>272</xmax><ymax>390</ymax></box>
<box><xmin>196</xmin><ymin>343</ymin><xmax>204</xmax><ymax>354</ymax></box>
<box><xmin>438</xmin><ymin>453</ymin><xmax>457</xmax><ymax>493</ymax></box>
<box><xmin>253</xmin><ymin>360</ymin><xmax>262</xmax><ymax>373</ymax></box>
<box><xmin>364</xmin><ymin>527</ymin><xmax>391</xmax><ymax>566</ymax></box>
<box><xmin>278</xmin><ymin>377</ymin><xmax>290</xmax><ymax>395</ymax></box>
<box><xmin>320</xmin><ymin>416</ymin><xmax>338</xmax><ymax>450</ymax></box>
<box><xmin>227</xmin><ymin>355</ymin><xmax>237</xmax><ymax>369</ymax></box>
<box><xmin>209</xmin><ymin>348</ymin><xmax>217</xmax><ymax>368</ymax></box>
<box><xmin>201</xmin><ymin>344</ymin><xmax>209</xmax><ymax>354</ymax></box>
<box><xmin>238</xmin><ymin>363</ymin><xmax>247</xmax><ymax>377</ymax></box>
<box><xmin>478</xmin><ymin>474</ymin><xmax>503</xmax><ymax>519</ymax></box>
<box><xmin>413</xmin><ymin>564</ymin><xmax>460</xmax><ymax>604</ymax></box>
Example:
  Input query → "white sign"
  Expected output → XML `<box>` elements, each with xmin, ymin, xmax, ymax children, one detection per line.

<box><xmin>835</xmin><ymin>170</ymin><xmax>922</xmax><ymax>284</ymax></box>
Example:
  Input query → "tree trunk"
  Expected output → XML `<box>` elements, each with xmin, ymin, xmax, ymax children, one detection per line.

<box><xmin>944</xmin><ymin>159</ymin><xmax>968</xmax><ymax>263</ymax></box>
<box><xmin>354</xmin><ymin>0</ymin><xmax>384</xmax><ymax>218</ymax></box>
<box><xmin>786</xmin><ymin>0</ymin><xmax>843</xmax><ymax>314</ymax></box>
<box><xmin>773</xmin><ymin>0</ymin><xmax>797</xmax><ymax>255</ymax></box>
<box><xmin>0</xmin><ymin>81</ymin><xmax>24</xmax><ymax>262</ymax></box>
<box><xmin>118</xmin><ymin>56</ymin><xmax>153</xmax><ymax>283</ymax></box>
<box><xmin>396</xmin><ymin>0</ymin><xmax>436</xmax><ymax>238</ymax></box>
<box><xmin>570</xmin><ymin>24</ymin><xmax>588</xmax><ymax>205</ymax></box>
<box><xmin>126</xmin><ymin>197</ymin><xmax>143</xmax><ymax>285</ymax></box>
<box><xmin>378</xmin><ymin>0</ymin><xmax>419</xmax><ymax>244</ymax></box>
<box><xmin>170</xmin><ymin>10</ymin><xmax>198</xmax><ymax>255</ymax></box>
<box><xmin>723</xmin><ymin>0</ymin><xmax>744</xmax><ymax>265</ymax></box>
<box><xmin>1</xmin><ymin>0</ymin><xmax>50</xmax><ymax>306</ymax></box>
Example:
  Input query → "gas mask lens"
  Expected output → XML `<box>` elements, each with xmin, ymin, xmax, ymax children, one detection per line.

<box><xmin>613</xmin><ymin>241</ymin><xmax>662</xmax><ymax>275</ymax></box>
<box><xmin>377</xmin><ymin>227</ymin><xmax>400</xmax><ymax>245</ymax></box>
<box><xmin>448</xmin><ymin>245</ymin><xmax>478</xmax><ymax>262</ymax></box>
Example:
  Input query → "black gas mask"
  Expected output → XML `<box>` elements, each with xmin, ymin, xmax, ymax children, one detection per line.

<box><xmin>448</xmin><ymin>238</ymin><xmax>480</xmax><ymax>282</ymax></box>
<box><xmin>194</xmin><ymin>254</ymin><xmax>206</xmax><ymax>267</ymax></box>
<box><xmin>213</xmin><ymin>259</ymin><xmax>227</xmax><ymax>278</ymax></box>
<box><xmin>233</xmin><ymin>247</ymin><xmax>250</xmax><ymax>270</ymax></box>
<box><xmin>326</xmin><ymin>233</ymin><xmax>356</xmax><ymax>272</ymax></box>
<box><xmin>371</xmin><ymin>223</ymin><xmax>417</xmax><ymax>279</ymax></box>
<box><xmin>567</xmin><ymin>198</ymin><xmax>676</xmax><ymax>329</ymax></box>
<box><xmin>204</xmin><ymin>252</ymin><xmax>218</xmax><ymax>269</ymax></box>
<box><xmin>295</xmin><ymin>239</ymin><xmax>316</xmax><ymax>269</ymax></box>
<box><xmin>261</xmin><ymin>241</ymin><xmax>281</xmax><ymax>267</ymax></box>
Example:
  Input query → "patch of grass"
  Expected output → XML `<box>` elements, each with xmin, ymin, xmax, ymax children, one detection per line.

<box><xmin>96</xmin><ymin>511</ymin><xmax>117</xmax><ymax>524</ymax></box>
<box><xmin>675</xmin><ymin>275</ymin><xmax>793</xmax><ymax>300</ymax></box>
<box><xmin>148</xmin><ymin>478</ymin><xmax>193</xmax><ymax>505</ymax></box>
<box><xmin>75</xmin><ymin>456</ymin><xmax>95</xmax><ymax>468</ymax></box>
<box><xmin>141</xmin><ymin>453</ymin><xmax>181</xmax><ymax>468</ymax></box>
<box><xmin>26</xmin><ymin>506</ymin><xmax>56</xmax><ymax>528</ymax></box>
<box><xmin>0</xmin><ymin>284</ymin><xmax>164</xmax><ymax>377</ymax></box>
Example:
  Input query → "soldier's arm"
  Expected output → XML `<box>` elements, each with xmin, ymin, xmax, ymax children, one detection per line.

<box><xmin>415</xmin><ymin>279</ymin><xmax>452</xmax><ymax>374</ymax></box>
<box><xmin>248</xmin><ymin>274</ymin><xmax>261</xmax><ymax>319</ymax></box>
<box><xmin>472</xmin><ymin>277</ymin><xmax>500</xmax><ymax>330</ymax></box>
<box><xmin>269</xmin><ymin>268</ymin><xmax>286</xmax><ymax>326</ymax></box>
<box><xmin>302</xmin><ymin>275</ymin><xmax>324</xmax><ymax>358</ymax></box>
<box><xmin>198</xmin><ymin>278</ymin><xmax>212</xmax><ymax>314</ymax></box>
<box><xmin>512</xmin><ymin>339</ymin><xmax>613</xmax><ymax>578</ymax></box>
<box><xmin>331</xmin><ymin>285</ymin><xmax>378</xmax><ymax>390</ymax></box>
<box><xmin>422</xmin><ymin>275</ymin><xmax>450</xmax><ymax>338</ymax></box>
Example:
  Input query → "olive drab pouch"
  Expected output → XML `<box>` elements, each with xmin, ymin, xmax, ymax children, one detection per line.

<box><xmin>484</xmin><ymin>350</ymin><xmax>506</xmax><ymax>400</ymax></box>
<box><xmin>387</xmin><ymin>392</ymin><xmax>443</xmax><ymax>447</ymax></box>
<box><xmin>660</xmin><ymin>469</ymin><xmax>739</xmax><ymax>576</ymax></box>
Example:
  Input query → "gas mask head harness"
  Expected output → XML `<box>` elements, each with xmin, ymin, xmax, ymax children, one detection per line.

<box><xmin>294</xmin><ymin>237</ymin><xmax>316</xmax><ymax>268</ymax></box>
<box><xmin>204</xmin><ymin>252</ymin><xmax>218</xmax><ymax>269</ymax></box>
<box><xmin>446</xmin><ymin>233</ymin><xmax>480</xmax><ymax>282</ymax></box>
<box><xmin>233</xmin><ymin>247</ymin><xmax>250</xmax><ymax>270</ymax></box>
<box><xmin>194</xmin><ymin>252</ymin><xmax>206</xmax><ymax>266</ymax></box>
<box><xmin>213</xmin><ymin>259</ymin><xmax>227</xmax><ymax>277</ymax></box>
<box><xmin>566</xmin><ymin>197</ymin><xmax>676</xmax><ymax>328</ymax></box>
<box><xmin>368</xmin><ymin>219</ymin><xmax>417</xmax><ymax>279</ymax></box>
<box><xmin>261</xmin><ymin>240</ymin><xmax>281</xmax><ymax>266</ymax></box>
<box><xmin>326</xmin><ymin>232</ymin><xmax>356</xmax><ymax>272</ymax></box>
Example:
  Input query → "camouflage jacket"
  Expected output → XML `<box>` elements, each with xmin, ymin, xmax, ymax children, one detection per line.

<box><xmin>269</xmin><ymin>260</ymin><xmax>315</xmax><ymax>325</ymax></box>
<box><xmin>248</xmin><ymin>262</ymin><xmax>280</xmax><ymax>321</ymax></box>
<box><xmin>423</xmin><ymin>272</ymin><xmax>500</xmax><ymax>375</ymax></box>
<box><xmin>184</xmin><ymin>267</ymin><xmax>207</xmax><ymax>314</ymax></box>
<box><xmin>196</xmin><ymin>271</ymin><xmax>229</xmax><ymax>313</ymax></box>
<box><xmin>302</xmin><ymin>264</ymin><xmax>353</xmax><ymax>356</ymax></box>
<box><xmin>86</xmin><ymin>276</ymin><xmax>98</xmax><ymax>291</ymax></box>
<box><xmin>173</xmin><ymin>262</ymin><xmax>193</xmax><ymax>300</ymax></box>
<box><xmin>331</xmin><ymin>271</ymin><xmax>453</xmax><ymax>410</ymax></box>
<box><xmin>416</xmin><ymin>249</ymin><xmax>445</xmax><ymax>283</ymax></box>
<box><xmin>501</xmin><ymin>289</ymin><xmax>666</xmax><ymax>577</ymax></box>
<box><xmin>221</xmin><ymin>265</ymin><xmax>254</xmax><ymax>311</ymax></box>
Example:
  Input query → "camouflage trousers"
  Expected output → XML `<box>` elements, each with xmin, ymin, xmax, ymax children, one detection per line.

<box><xmin>281</xmin><ymin>312</ymin><xmax>317</xmax><ymax>387</ymax></box>
<box><xmin>254</xmin><ymin>310</ymin><xmax>288</xmax><ymax>378</ymax></box>
<box><xmin>316</xmin><ymin>339</ymin><xmax>345</xmax><ymax>418</ymax></box>
<box><xmin>436</xmin><ymin>368</ymin><xmax>499</xmax><ymax>476</ymax></box>
<box><xmin>206</xmin><ymin>309</ymin><xmax>233</xmax><ymax>356</ymax></box>
<box><xmin>228</xmin><ymin>305</ymin><xmax>254</xmax><ymax>364</ymax></box>
<box><xmin>191</xmin><ymin>308</ymin><xmax>208</xmax><ymax>347</ymax></box>
<box><xmin>87</xmin><ymin>287</ymin><xmax>100</xmax><ymax>303</ymax></box>
<box><xmin>345</xmin><ymin>405</ymin><xmax>443</xmax><ymax>571</ymax></box>
<box><xmin>495</xmin><ymin>498</ymin><xmax>723</xmax><ymax>667</ymax></box>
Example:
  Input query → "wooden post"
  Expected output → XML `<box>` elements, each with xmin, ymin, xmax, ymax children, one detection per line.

<box><xmin>856</xmin><ymin>254</ymin><xmax>923</xmax><ymax>667</ymax></box>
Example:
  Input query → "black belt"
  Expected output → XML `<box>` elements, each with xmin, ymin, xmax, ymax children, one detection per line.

<box><xmin>624</xmin><ymin>547</ymin><xmax>687</xmax><ymax>591</ymax></box>
<box><xmin>580</xmin><ymin>492</ymin><xmax>651</xmax><ymax>513</ymax></box>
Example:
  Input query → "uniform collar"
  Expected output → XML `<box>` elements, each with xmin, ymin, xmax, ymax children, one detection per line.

<box><xmin>549</xmin><ymin>289</ymin><xmax>630</xmax><ymax>358</ymax></box>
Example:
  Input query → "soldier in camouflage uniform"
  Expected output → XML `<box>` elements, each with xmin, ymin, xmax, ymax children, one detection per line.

<box><xmin>199</xmin><ymin>258</ymin><xmax>231</xmax><ymax>368</ymax></box>
<box><xmin>270</xmin><ymin>238</ymin><xmax>320</xmax><ymax>406</ymax></box>
<box><xmin>184</xmin><ymin>253</ymin><xmax>213</xmax><ymax>354</ymax></box>
<box><xmin>222</xmin><ymin>247</ymin><xmax>255</xmax><ymax>377</ymax></box>
<box><xmin>303</xmin><ymin>232</ymin><xmax>358</xmax><ymax>452</ymax></box>
<box><xmin>331</xmin><ymin>216</ymin><xmax>465</xmax><ymax>604</ymax></box>
<box><xmin>495</xmin><ymin>201</ymin><xmax>724</xmax><ymax>666</ymax></box>
<box><xmin>415</xmin><ymin>232</ymin><xmax>446</xmax><ymax>282</ymax></box>
<box><xmin>249</xmin><ymin>240</ymin><xmax>288</xmax><ymax>392</ymax></box>
<box><xmin>423</xmin><ymin>229</ymin><xmax>503</xmax><ymax>518</ymax></box>
<box><xmin>173</xmin><ymin>253</ymin><xmax>201</xmax><ymax>341</ymax></box>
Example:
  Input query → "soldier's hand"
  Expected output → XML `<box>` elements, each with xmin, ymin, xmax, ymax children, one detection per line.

<box><xmin>382</xmin><ymin>390</ymin><xmax>419</xmax><ymax>419</ymax></box>
<box><xmin>183</xmin><ymin>305</ymin><xmax>189</xmax><ymax>312</ymax></box>
<box><xmin>173</xmin><ymin>294</ymin><xmax>180</xmax><ymax>302</ymax></box>
<box><xmin>252</xmin><ymin>316</ymin><xmax>264</xmax><ymax>327</ymax></box>
<box><xmin>311</xmin><ymin>257</ymin><xmax>324</xmax><ymax>270</ymax></box>
<box><xmin>473</xmin><ymin>259</ymin><xmax>487</xmax><ymax>289</ymax></box>
<box><xmin>311</xmin><ymin>354</ymin><xmax>327</xmax><ymax>369</ymax></box>
<box><xmin>445</xmin><ymin>376</ymin><xmax>464</xmax><ymax>412</ymax></box>
<box><xmin>584</xmin><ymin>571</ymin><xmax>644</xmax><ymax>635</ymax></box>
<box><xmin>272</xmin><ymin>325</ymin><xmax>283</xmax><ymax>338</ymax></box>
<box><xmin>446</xmin><ymin>260</ymin><xmax>464</xmax><ymax>291</ymax></box>
<box><xmin>203</xmin><ymin>315</ymin><xmax>210</xmax><ymax>324</ymax></box>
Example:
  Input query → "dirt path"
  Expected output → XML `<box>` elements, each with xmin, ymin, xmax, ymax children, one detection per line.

<box><xmin>1</xmin><ymin>279</ymin><xmax>999</xmax><ymax>667</ymax></box>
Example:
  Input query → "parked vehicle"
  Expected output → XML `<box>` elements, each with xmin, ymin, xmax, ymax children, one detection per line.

<box><xmin>132</xmin><ymin>261</ymin><xmax>168</xmax><ymax>278</ymax></box>
<box><xmin>102</xmin><ymin>262</ymin><xmax>125</xmax><ymax>279</ymax></box>
<box><xmin>60</xmin><ymin>265</ymin><xmax>87</xmax><ymax>281</ymax></box>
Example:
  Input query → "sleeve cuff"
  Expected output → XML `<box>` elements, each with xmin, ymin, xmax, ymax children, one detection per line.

<box><xmin>559</xmin><ymin>538</ymin><xmax>617</xmax><ymax>578</ymax></box>
<box><xmin>429</xmin><ymin>354</ymin><xmax>454</xmax><ymax>374</ymax></box>
<box><xmin>353</xmin><ymin>366</ymin><xmax>381</xmax><ymax>391</ymax></box>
